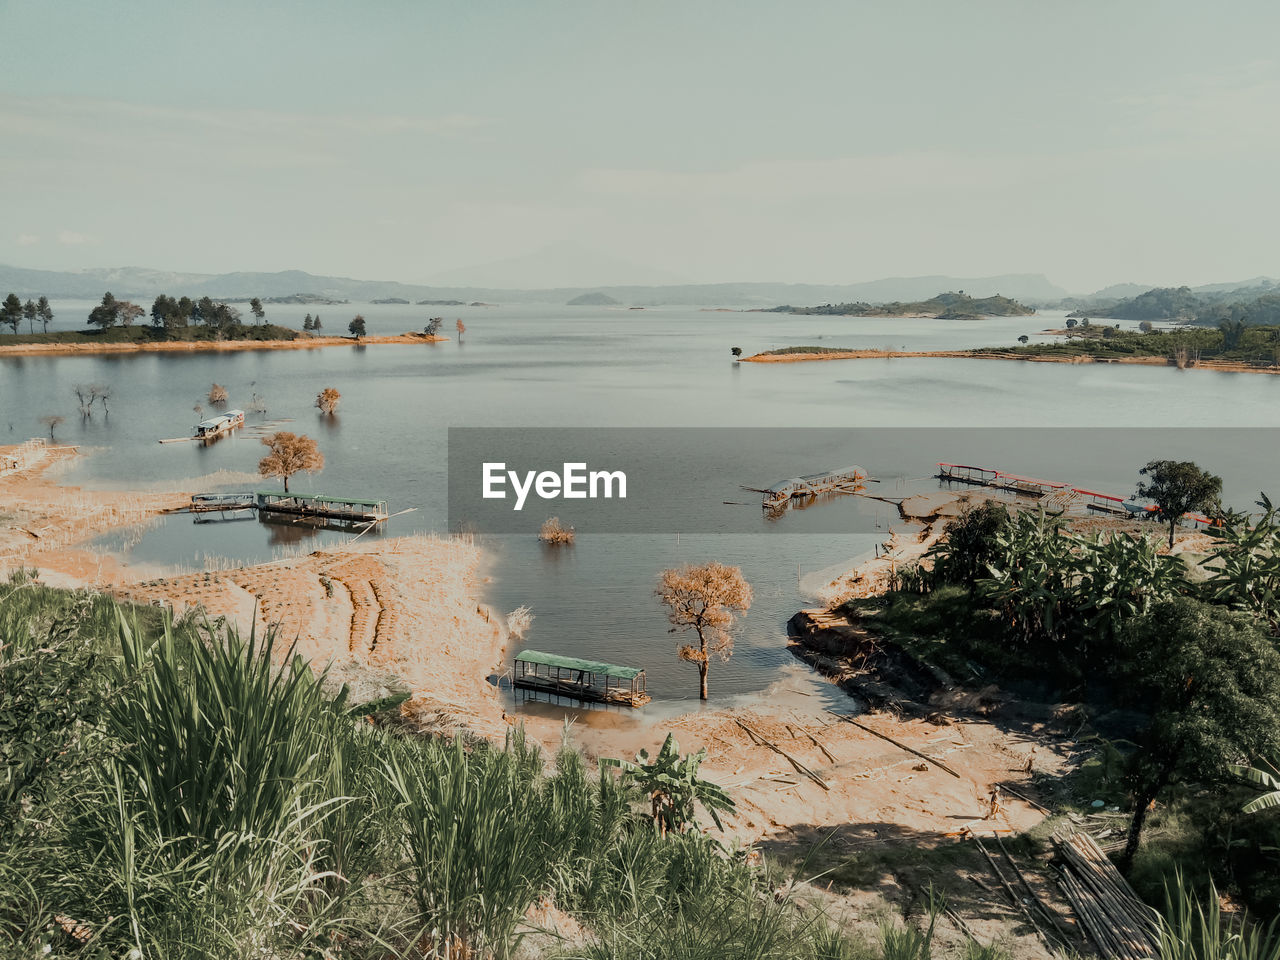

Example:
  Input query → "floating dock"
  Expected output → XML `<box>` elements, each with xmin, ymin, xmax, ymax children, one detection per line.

<box><xmin>513</xmin><ymin>650</ymin><xmax>650</xmax><ymax>707</ymax></box>
<box><xmin>181</xmin><ymin>491</ymin><xmax>391</xmax><ymax>532</ymax></box>
<box><xmin>936</xmin><ymin>462</ymin><xmax>1217</xmax><ymax>526</ymax></box>
<box><xmin>762</xmin><ymin>465</ymin><xmax>867</xmax><ymax>510</ymax></box>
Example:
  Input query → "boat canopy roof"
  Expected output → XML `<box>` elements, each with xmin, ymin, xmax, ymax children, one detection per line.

<box><xmin>515</xmin><ymin>649</ymin><xmax>644</xmax><ymax>680</ymax></box>
<box><xmin>255</xmin><ymin>492</ymin><xmax>388</xmax><ymax>507</ymax></box>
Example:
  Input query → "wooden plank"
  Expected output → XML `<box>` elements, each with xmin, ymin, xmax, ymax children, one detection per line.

<box><xmin>828</xmin><ymin>713</ymin><xmax>962</xmax><ymax>779</ymax></box>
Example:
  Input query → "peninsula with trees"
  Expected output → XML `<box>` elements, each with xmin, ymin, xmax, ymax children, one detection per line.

<box><xmin>0</xmin><ymin>290</ymin><xmax>448</xmax><ymax>356</ymax></box>
<box><xmin>766</xmin><ymin>291</ymin><xmax>1034</xmax><ymax>319</ymax></box>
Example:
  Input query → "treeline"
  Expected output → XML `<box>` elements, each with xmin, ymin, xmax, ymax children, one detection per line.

<box><xmin>1069</xmin><ymin>285</ymin><xmax>1280</xmax><ymax>326</ymax></box>
<box><xmin>769</xmin><ymin>291</ymin><xmax>1034</xmax><ymax>318</ymax></box>
<box><xmin>994</xmin><ymin>320</ymin><xmax>1280</xmax><ymax>365</ymax></box>
<box><xmin>0</xmin><ymin>292</ymin><xmax>54</xmax><ymax>333</ymax></box>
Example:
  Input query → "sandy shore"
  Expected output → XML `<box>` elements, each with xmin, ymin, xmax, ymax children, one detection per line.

<box><xmin>0</xmin><ymin>331</ymin><xmax>447</xmax><ymax>357</ymax></box>
<box><xmin>744</xmin><ymin>347</ymin><xmax>1280</xmax><ymax>375</ymax></box>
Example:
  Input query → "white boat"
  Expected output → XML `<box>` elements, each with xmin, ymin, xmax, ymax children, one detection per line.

<box><xmin>195</xmin><ymin>409</ymin><xmax>245</xmax><ymax>439</ymax></box>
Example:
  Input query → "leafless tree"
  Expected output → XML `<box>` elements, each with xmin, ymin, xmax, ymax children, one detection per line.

<box><xmin>39</xmin><ymin>414</ymin><xmax>65</xmax><ymax>440</ymax></box>
<box><xmin>657</xmin><ymin>561</ymin><xmax>753</xmax><ymax>700</ymax></box>
<box><xmin>538</xmin><ymin>516</ymin><xmax>575</xmax><ymax>544</ymax></box>
<box><xmin>73</xmin><ymin>384</ymin><xmax>95</xmax><ymax>417</ymax></box>
<box><xmin>208</xmin><ymin>383</ymin><xmax>228</xmax><ymax>405</ymax></box>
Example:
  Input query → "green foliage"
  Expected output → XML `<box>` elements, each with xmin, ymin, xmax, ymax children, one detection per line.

<box><xmin>382</xmin><ymin>731</ymin><xmax>549</xmax><ymax>958</ymax></box>
<box><xmin>927</xmin><ymin>500</ymin><xmax>1010</xmax><ymax>591</ymax></box>
<box><xmin>1205</xmin><ymin>495</ymin><xmax>1280</xmax><ymax>633</ymax></box>
<box><xmin>1159</xmin><ymin>871</ymin><xmax>1280</xmax><ymax>960</ymax></box>
<box><xmin>1232</xmin><ymin>758</ymin><xmax>1280</xmax><ymax>815</ymax></box>
<box><xmin>1118</xmin><ymin>598</ymin><xmax>1280</xmax><ymax>867</ymax></box>
<box><xmin>1137</xmin><ymin>460</ymin><xmax>1223</xmax><ymax>548</ymax></box>
<box><xmin>2</xmin><ymin>292</ymin><xmax>24</xmax><ymax>333</ymax></box>
<box><xmin>349</xmin><ymin>314</ymin><xmax>367</xmax><ymax>338</ymax></box>
<box><xmin>602</xmin><ymin>732</ymin><xmax>736</xmax><ymax>834</ymax></box>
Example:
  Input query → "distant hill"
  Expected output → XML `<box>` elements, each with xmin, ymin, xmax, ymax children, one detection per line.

<box><xmin>567</xmin><ymin>291</ymin><xmax>621</xmax><ymax>306</ymax></box>
<box><xmin>1068</xmin><ymin>285</ymin><xmax>1280</xmax><ymax>327</ymax></box>
<box><xmin>768</xmin><ymin>292</ymin><xmax>1034</xmax><ymax>319</ymax></box>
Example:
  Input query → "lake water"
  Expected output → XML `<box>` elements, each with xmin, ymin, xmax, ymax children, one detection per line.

<box><xmin>4</xmin><ymin>301</ymin><xmax>1279</xmax><ymax>706</ymax></box>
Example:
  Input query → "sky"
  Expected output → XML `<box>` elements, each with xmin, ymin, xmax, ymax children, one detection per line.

<box><xmin>0</xmin><ymin>0</ymin><xmax>1277</xmax><ymax>292</ymax></box>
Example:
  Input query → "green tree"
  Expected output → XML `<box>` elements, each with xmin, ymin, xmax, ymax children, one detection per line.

<box><xmin>249</xmin><ymin>297</ymin><xmax>265</xmax><ymax>323</ymax></box>
<box><xmin>1065</xmin><ymin>317</ymin><xmax>1078</xmax><ymax>329</ymax></box>
<box><xmin>87</xmin><ymin>292</ymin><xmax>120</xmax><ymax>330</ymax></box>
<box><xmin>303</xmin><ymin>313</ymin><xmax>314</xmax><ymax>331</ymax></box>
<box><xmin>36</xmin><ymin>295</ymin><xmax>53</xmax><ymax>333</ymax></box>
<box><xmin>312</xmin><ymin>314</ymin><xmax>322</xmax><ymax>331</ymax></box>
<box><xmin>424</xmin><ymin>317</ymin><xmax>443</xmax><ymax>337</ymax></box>
<box><xmin>348</xmin><ymin>315</ymin><xmax>367</xmax><ymax>339</ymax></box>
<box><xmin>22</xmin><ymin>299</ymin><xmax>36</xmax><ymax>334</ymax></box>
<box><xmin>1118</xmin><ymin>598</ymin><xmax>1280</xmax><ymax>871</ymax></box>
<box><xmin>731</xmin><ymin>346</ymin><xmax>743</xmax><ymax>358</ymax></box>
<box><xmin>117</xmin><ymin>300</ymin><xmax>144</xmax><ymax>328</ymax></box>
<box><xmin>602</xmin><ymin>733</ymin><xmax>735</xmax><ymax>836</ymax></box>
<box><xmin>1</xmin><ymin>293</ymin><xmax>22</xmax><ymax>334</ymax></box>
<box><xmin>1017</xmin><ymin>334</ymin><xmax>1029</xmax><ymax>344</ymax></box>
<box><xmin>1136</xmin><ymin>460</ymin><xmax>1223</xmax><ymax>549</ymax></box>
<box><xmin>928</xmin><ymin>500</ymin><xmax>1010</xmax><ymax>591</ymax></box>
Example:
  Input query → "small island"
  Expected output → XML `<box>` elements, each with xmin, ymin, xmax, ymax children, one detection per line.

<box><xmin>567</xmin><ymin>291</ymin><xmax>622</xmax><ymax>306</ymax></box>
<box><xmin>766</xmin><ymin>291</ymin><xmax>1034</xmax><ymax>319</ymax></box>
<box><xmin>370</xmin><ymin>297</ymin><xmax>411</xmax><ymax>305</ymax></box>
<box><xmin>745</xmin><ymin>322</ymin><xmax>1280</xmax><ymax>374</ymax></box>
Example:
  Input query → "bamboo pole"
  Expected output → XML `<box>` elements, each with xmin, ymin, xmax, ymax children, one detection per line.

<box><xmin>734</xmin><ymin>719</ymin><xmax>829</xmax><ymax>791</ymax></box>
<box><xmin>828</xmin><ymin>712</ymin><xmax>962</xmax><ymax>778</ymax></box>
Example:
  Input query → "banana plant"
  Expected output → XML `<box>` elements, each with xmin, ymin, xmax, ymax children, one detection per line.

<box><xmin>1205</xmin><ymin>494</ymin><xmax>1280</xmax><ymax>635</ymax></box>
<box><xmin>979</xmin><ymin>508</ymin><xmax>1076</xmax><ymax>647</ymax></box>
<box><xmin>1072</xmin><ymin>531</ymin><xmax>1183</xmax><ymax>651</ymax></box>
<box><xmin>602</xmin><ymin>733</ymin><xmax>735</xmax><ymax>836</ymax></box>
<box><xmin>1232</xmin><ymin>758</ymin><xmax>1280</xmax><ymax>814</ymax></box>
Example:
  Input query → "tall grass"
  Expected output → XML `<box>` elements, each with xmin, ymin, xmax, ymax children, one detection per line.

<box><xmin>1160</xmin><ymin>872</ymin><xmax>1280</xmax><ymax>960</ymax></box>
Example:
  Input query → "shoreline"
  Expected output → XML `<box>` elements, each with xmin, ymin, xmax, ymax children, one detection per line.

<box><xmin>0</xmin><ymin>331</ymin><xmax>448</xmax><ymax>358</ymax></box>
<box><xmin>743</xmin><ymin>347</ymin><xmax>1280</xmax><ymax>375</ymax></box>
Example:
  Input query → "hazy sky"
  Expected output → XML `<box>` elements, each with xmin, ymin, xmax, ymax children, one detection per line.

<box><xmin>1</xmin><ymin>0</ymin><xmax>1277</xmax><ymax>291</ymax></box>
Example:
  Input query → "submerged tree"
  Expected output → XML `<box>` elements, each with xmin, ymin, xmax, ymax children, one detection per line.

<box><xmin>731</xmin><ymin>346</ymin><xmax>742</xmax><ymax>358</ymax></box>
<box><xmin>39</xmin><ymin>415</ymin><xmax>65</xmax><ymax>440</ymax></box>
<box><xmin>1118</xmin><ymin>598</ymin><xmax>1280</xmax><ymax>871</ymax></box>
<box><xmin>455</xmin><ymin>318</ymin><xmax>466</xmax><ymax>341</ymax></box>
<box><xmin>315</xmin><ymin>387</ymin><xmax>341</xmax><ymax>415</ymax></box>
<box><xmin>208</xmin><ymin>383</ymin><xmax>228</xmax><ymax>406</ymax></box>
<box><xmin>258</xmin><ymin>431</ymin><xmax>324</xmax><ymax>493</ymax></box>
<box><xmin>1136</xmin><ymin>459</ymin><xmax>1222</xmax><ymax>549</ymax></box>
<box><xmin>657</xmin><ymin>561</ymin><xmax>752</xmax><ymax>700</ymax></box>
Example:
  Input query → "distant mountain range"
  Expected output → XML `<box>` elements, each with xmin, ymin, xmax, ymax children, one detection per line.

<box><xmin>0</xmin><ymin>263</ymin><xmax>1070</xmax><ymax>307</ymax></box>
<box><xmin>2</xmin><ymin>262</ymin><xmax>1274</xmax><ymax>310</ymax></box>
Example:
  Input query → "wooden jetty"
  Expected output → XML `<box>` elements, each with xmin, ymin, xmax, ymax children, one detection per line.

<box><xmin>937</xmin><ymin>463</ymin><xmax>1216</xmax><ymax>527</ymax></box>
<box><xmin>762</xmin><ymin>465</ymin><xmax>866</xmax><ymax>509</ymax></box>
<box><xmin>255</xmin><ymin>492</ymin><xmax>389</xmax><ymax>524</ymax></box>
<box><xmin>513</xmin><ymin>650</ymin><xmax>650</xmax><ymax>707</ymax></box>
<box><xmin>181</xmin><ymin>491</ymin><xmax>391</xmax><ymax>532</ymax></box>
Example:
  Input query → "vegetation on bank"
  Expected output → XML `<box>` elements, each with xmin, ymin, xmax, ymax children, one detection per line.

<box><xmin>854</xmin><ymin>477</ymin><xmax>1280</xmax><ymax>917</ymax></box>
<box><xmin>985</xmin><ymin>321</ymin><xmax>1280</xmax><ymax>366</ymax></box>
<box><xmin>0</xmin><ymin>575</ymin><xmax>888</xmax><ymax>959</ymax></box>
<box><xmin>767</xmin><ymin>292</ymin><xmax>1034</xmax><ymax>319</ymax></box>
<box><xmin>1068</xmin><ymin>285</ymin><xmax>1280</xmax><ymax>327</ymax></box>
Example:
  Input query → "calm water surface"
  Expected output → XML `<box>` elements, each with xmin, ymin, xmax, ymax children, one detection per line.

<box><xmin>4</xmin><ymin>302</ymin><xmax>1278</xmax><ymax>706</ymax></box>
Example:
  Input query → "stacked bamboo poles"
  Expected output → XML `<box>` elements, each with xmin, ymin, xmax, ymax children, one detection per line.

<box><xmin>1053</xmin><ymin>830</ymin><xmax>1161</xmax><ymax>960</ymax></box>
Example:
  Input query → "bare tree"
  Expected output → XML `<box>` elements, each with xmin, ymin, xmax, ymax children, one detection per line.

<box><xmin>315</xmin><ymin>387</ymin><xmax>342</xmax><ymax>415</ymax></box>
<box><xmin>91</xmin><ymin>384</ymin><xmax>112</xmax><ymax>415</ymax></box>
<box><xmin>39</xmin><ymin>415</ymin><xmax>65</xmax><ymax>440</ymax></box>
<box><xmin>258</xmin><ymin>431</ymin><xmax>324</xmax><ymax>493</ymax></box>
<box><xmin>73</xmin><ymin>384</ymin><xmax>95</xmax><ymax>417</ymax></box>
<box><xmin>208</xmin><ymin>383</ymin><xmax>228</xmax><ymax>406</ymax></box>
<box><xmin>657</xmin><ymin>561</ymin><xmax>753</xmax><ymax>700</ymax></box>
<box><xmin>117</xmin><ymin>301</ymin><xmax>145</xmax><ymax>328</ymax></box>
<box><xmin>248</xmin><ymin>392</ymin><xmax>268</xmax><ymax>415</ymax></box>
